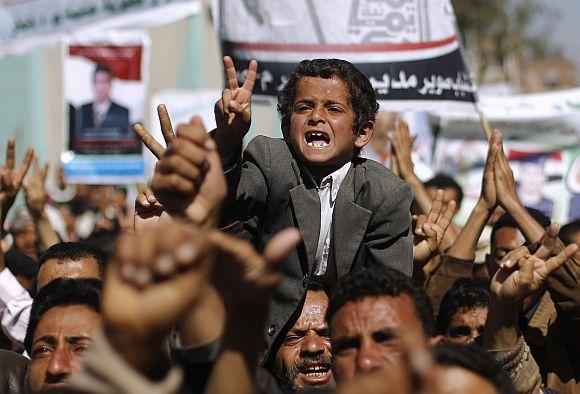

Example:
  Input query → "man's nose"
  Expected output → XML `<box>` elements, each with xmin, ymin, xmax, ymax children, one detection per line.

<box><xmin>46</xmin><ymin>347</ymin><xmax>73</xmax><ymax>381</ymax></box>
<box><xmin>300</xmin><ymin>332</ymin><xmax>326</xmax><ymax>356</ymax></box>
<box><xmin>356</xmin><ymin>342</ymin><xmax>383</xmax><ymax>373</ymax></box>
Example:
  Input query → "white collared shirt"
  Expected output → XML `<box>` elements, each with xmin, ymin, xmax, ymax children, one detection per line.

<box><xmin>310</xmin><ymin>162</ymin><xmax>351</xmax><ymax>276</ymax></box>
<box><xmin>0</xmin><ymin>268</ymin><xmax>32</xmax><ymax>347</ymax></box>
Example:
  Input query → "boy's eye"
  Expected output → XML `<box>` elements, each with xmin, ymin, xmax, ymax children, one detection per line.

<box><xmin>328</xmin><ymin>106</ymin><xmax>342</xmax><ymax>113</ymax></box>
<box><xmin>295</xmin><ymin>104</ymin><xmax>311</xmax><ymax>112</ymax></box>
<box><xmin>32</xmin><ymin>346</ymin><xmax>52</xmax><ymax>358</ymax></box>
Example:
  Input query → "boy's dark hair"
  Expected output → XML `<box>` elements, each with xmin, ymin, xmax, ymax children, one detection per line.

<box><xmin>559</xmin><ymin>219</ymin><xmax>580</xmax><ymax>245</ymax></box>
<box><xmin>38</xmin><ymin>242</ymin><xmax>108</xmax><ymax>278</ymax></box>
<box><xmin>424</xmin><ymin>173</ymin><xmax>464</xmax><ymax>207</ymax></box>
<box><xmin>24</xmin><ymin>278</ymin><xmax>102</xmax><ymax>354</ymax></box>
<box><xmin>94</xmin><ymin>63</ymin><xmax>112</xmax><ymax>79</ymax></box>
<box><xmin>277</xmin><ymin>59</ymin><xmax>379</xmax><ymax>150</ymax></box>
<box><xmin>436</xmin><ymin>278</ymin><xmax>491</xmax><ymax>334</ymax></box>
<box><xmin>4</xmin><ymin>249</ymin><xmax>38</xmax><ymax>282</ymax></box>
<box><xmin>432</xmin><ymin>344</ymin><xmax>516</xmax><ymax>394</ymax></box>
<box><xmin>326</xmin><ymin>267</ymin><xmax>436</xmax><ymax>336</ymax></box>
<box><xmin>491</xmin><ymin>207</ymin><xmax>550</xmax><ymax>245</ymax></box>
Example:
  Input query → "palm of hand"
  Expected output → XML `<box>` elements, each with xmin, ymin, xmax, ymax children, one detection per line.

<box><xmin>491</xmin><ymin>262</ymin><xmax>543</xmax><ymax>303</ymax></box>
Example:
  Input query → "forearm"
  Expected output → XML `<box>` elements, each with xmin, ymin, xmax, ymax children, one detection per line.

<box><xmin>504</xmin><ymin>201</ymin><xmax>544</xmax><ymax>245</ymax></box>
<box><xmin>34</xmin><ymin>211</ymin><xmax>60</xmax><ymax>252</ymax></box>
<box><xmin>177</xmin><ymin>284</ymin><xmax>225</xmax><ymax>348</ymax></box>
<box><xmin>483</xmin><ymin>297</ymin><xmax>519</xmax><ymax>351</ymax></box>
<box><xmin>447</xmin><ymin>200</ymin><xmax>492</xmax><ymax>261</ymax></box>
<box><xmin>404</xmin><ymin>175</ymin><xmax>432</xmax><ymax>215</ymax></box>
<box><xmin>205</xmin><ymin>310</ymin><xmax>266</xmax><ymax>394</ymax></box>
<box><xmin>104</xmin><ymin>323</ymin><xmax>171</xmax><ymax>381</ymax></box>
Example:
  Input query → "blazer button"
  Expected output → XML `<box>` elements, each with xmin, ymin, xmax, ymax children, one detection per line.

<box><xmin>268</xmin><ymin>324</ymin><xmax>277</xmax><ymax>336</ymax></box>
<box><xmin>302</xmin><ymin>274</ymin><xmax>309</xmax><ymax>288</ymax></box>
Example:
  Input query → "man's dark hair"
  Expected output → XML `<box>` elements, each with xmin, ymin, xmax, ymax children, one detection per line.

<box><xmin>38</xmin><ymin>242</ymin><xmax>107</xmax><ymax>278</ymax></box>
<box><xmin>559</xmin><ymin>218</ymin><xmax>580</xmax><ymax>245</ymax></box>
<box><xmin>94</xmin><ymin>63</ymin><xmax>113</xmax><ymax>79</ymax></box>
<box><xmin>491</xmin><ymin>207</ymin><xmax>551</xmax><ymax>245</ymax></box>
<box><xmin>436</xmin><ymin>278</ymin><xmax>491</xmax><ymax>335</ymax></box>
<box><xmin>424</xmin><ymin>173</ymin><xmax>464</xmax><ymax>207</ymax></box>
<box><xmin>277</xmin><ymin>58</ymin><xmax>379</xmax><ymax>153</ymax></box>
<box><xmin>432</xmin><ymin>344</ymin><xmax>516</xmax><ymax>394</ymax></box>
<box><xmin>24</xmin><ymin>278</ymin><xmax>102</xmax><ymax>354</ymax></box>
<box><xmin>326</xmin><ymin>267</ymin><xmax>436</xmax><ymax>336</ymax></box>
<box><xmin>4</xmin><ymin>249</ymin><xmax>38</xmax><ymax>282</ymax></box>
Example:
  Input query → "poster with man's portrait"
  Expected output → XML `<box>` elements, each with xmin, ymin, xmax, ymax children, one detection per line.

<box><xmin>63</xmin><ymin>31</ymin><xmax>149</xmax><ymax>184</ymax></box>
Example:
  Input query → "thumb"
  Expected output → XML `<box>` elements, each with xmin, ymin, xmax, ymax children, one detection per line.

<box><xmin>263</xmin><ymin>228</ymin><xmax>301</xmax><ymax>265</ymax></box>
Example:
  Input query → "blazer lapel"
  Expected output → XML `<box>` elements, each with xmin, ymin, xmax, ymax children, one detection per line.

<box><xmin>333</xmin><ymin>163</ymin><xmax>372</xmax><ymax>278</ymax></box>
<box><xmin>289</xmin><ymin>184</ymin><xmax>321</xmax><ymax>274</ymax></box>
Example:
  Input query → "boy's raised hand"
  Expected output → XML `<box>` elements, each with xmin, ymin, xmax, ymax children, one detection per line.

<box><xmin>22</xmin><ymin>154</ymin><xmax>49</xmax><ymax>217</ymax></box>
<box><xmin>151</xmin><ymin>116</ymin><xmax>227</xmax><ymax>227</ymax></box>
<box><xmin>213</xmin><ymin>56</ymin><xmax>258</xmax><ymax>157</ymax></box>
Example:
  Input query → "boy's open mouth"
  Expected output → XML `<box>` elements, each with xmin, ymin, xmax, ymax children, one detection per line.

<box><xmin>305</xmin><ymin>131</ymin><xmax>330</xmax><ymax>148</ymax></box>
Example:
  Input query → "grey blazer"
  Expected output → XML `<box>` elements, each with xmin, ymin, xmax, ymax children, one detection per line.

<box><xmin>222</xmin><ymin>136</ymin><xmax>413</xmax><ymax>363</ymax></box>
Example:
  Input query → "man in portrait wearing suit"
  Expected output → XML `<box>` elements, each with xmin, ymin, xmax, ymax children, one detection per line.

<box><xmin>75</xmin><ymin>64</ymin><xmax>140</xmax><ymax>154</ymax></box>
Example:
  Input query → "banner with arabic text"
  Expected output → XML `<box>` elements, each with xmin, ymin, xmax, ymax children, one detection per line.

<box><xmin>0</xmin><ymin>0</ymin><xmax>200</xmax><ymax>58</ymax></box>
<box><xmin>216</xmin><ymin>0</ymin><xmax>477</xmax><ymax>115</ymax></box>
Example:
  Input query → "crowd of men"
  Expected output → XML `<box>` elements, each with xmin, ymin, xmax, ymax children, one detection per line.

<box><xmin>0</xmin><ymin>57</ymin><xmax>578</xmax><ymax>393</ymax></box>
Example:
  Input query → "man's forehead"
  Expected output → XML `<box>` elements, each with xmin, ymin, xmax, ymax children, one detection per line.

<box><xmin>493</xmin><ymin>227</ymin><xmax>525</xmax><ymax>248</ymax></box>
<box><xmin>294</xmin><ymin>290</ymin><xmax>328</xmax><ymax>329</ymax></box>
<box><xmin>34</xmin><ymin>305</ymin><xmax>101</xmax><ymax>340</ymax></box>
<box><xmin>331</xmin><ymin>295</ymin><xmax>421</xmax><ymax>333</ymax></box>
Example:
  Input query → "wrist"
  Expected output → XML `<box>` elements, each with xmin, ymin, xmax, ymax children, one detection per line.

<box><xmin>475</xmin><ymin>198</ymin><xmax>495</xmax><ymax>214</ymax></box>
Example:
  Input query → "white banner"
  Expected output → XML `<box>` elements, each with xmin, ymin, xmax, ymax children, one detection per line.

<box><xmin>0</xmin><ymin>0</ymin><xmax>200</xmax><ymax>58</ymax></box>
<box><xmin>215</xmin><ymin>0</ymin><xmax>477</xmax><ymax>115</ymax></box>
<box><xmin>438</xmin><ymin>87</ymin><xmax>580</xmax><ymax>145</ymax></box>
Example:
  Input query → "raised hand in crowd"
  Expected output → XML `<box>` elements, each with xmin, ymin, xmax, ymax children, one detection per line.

<box><xmin>447</xmin><ymin>130</ymin><xmax>501</xmax><ymax>261</ymax></box>
<box><xmin>484</xmin><ymin>223</ymin><xmax>578</xmax><ymax>351</ymax></box>
<box><xmin>22</xmin><ymin>153</ymin><xmax>48</xmax><ymax>217</ymax></box>
<box><xmin>413</xmin><ymin>189</ymin><xmax>456</xmax><ymax>267</ymax></box>
<box><xmin>101</xmin><ymin>220</ymin><xmax>213</xmax><ymax>380</ymax></box>
<box><xmin>22</xmin><ymin>154</ymin><xmax>59</xmax><ymax>251</ymax></box>
<box><xmin>389</xmin><ymin>118</ymin><xmax>459</xmax><ymax>252</ymax></box>
<box><xmin>135</xmin><ymin>105</ymin><xmax>227</xmax><ymax>227</ymax></box>
<box><xmin>0</xmin><ymin>138</ymin><xmax>33</xmax><ymax>224</ymax></box>
<box><xmin>213</xmin><ymin>56</ymin><xmax>258</xmax><ymax>158</ymax></box>
<box><xmin>205</xmin><ymin>227</ymin><xmax>300</xmax><ymax>394</ymax></box>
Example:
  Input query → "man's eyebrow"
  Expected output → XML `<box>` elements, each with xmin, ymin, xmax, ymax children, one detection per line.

<box><xmin>33</xmin><ymin>335</ymin><xmax>57</xmax><ymax>347</ymax></box>
<box><xmin>66</xmin><ymin>336</ymin><xmax>93</xmax><ymax>344</ymax></box>
<box><xmin>332</xmin><ymin>335</ymin><xmax>359</xmax><ymax>350</ymax></box>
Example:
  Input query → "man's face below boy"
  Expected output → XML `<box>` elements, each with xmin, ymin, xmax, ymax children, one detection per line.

<box><xmin>287</xmin><ymin>76</ymin><xmax>372</xmax><ymax>178</ymax></box>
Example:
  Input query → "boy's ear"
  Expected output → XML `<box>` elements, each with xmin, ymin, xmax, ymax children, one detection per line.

<box><xmin>354</xmin><ymin>121</ymin><xmax>374</xmax><ymax>149</ymax></box>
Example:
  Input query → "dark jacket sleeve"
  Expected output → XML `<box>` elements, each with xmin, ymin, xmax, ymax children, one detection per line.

<box><xmin>363</xmin><ymin>180</ymin><xmax>413</xmax><ymax>276</ymax></box>
<box><xmin>221</xmin><ymin>136</ymin><xmax>271</xmax><ymax>224</ymax></box>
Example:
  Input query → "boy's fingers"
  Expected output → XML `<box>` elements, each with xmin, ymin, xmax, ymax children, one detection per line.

<box><xmin>19</xmin><ymin>147</ymin><xmax>34</xmax><ymax>181</ymax></box>
<box><xmin>157</xmin><ymin>104</ymin><xmax>175</xmax><ymax>147</ymax></box>
<box><xmin>6</xmin><ymin>138</ymin><xmax>14</xmax><ymax>170</ymax></box>
<box><xmin>535</xmin><ymin>222</ymin><xmax>560</xmax><ymax>260</ymax></box>
<box><xmin>223</xmin><ymin>56</ymin><xmax>239</xmax><ymax>90</ymax></box>
<box><xmin>221</xmin><ymin>88</ymin><xmax>232</xmax><ymax>115</ymax></box>
<box><xmin>242</xmin><ymin>59</ymin><xmax>258</xmax><ymax>92</ymax></box>
<box><xmin>134</xmin><ymin>124</ymin><xmax>165</xmax><ymax>159</ymax></box>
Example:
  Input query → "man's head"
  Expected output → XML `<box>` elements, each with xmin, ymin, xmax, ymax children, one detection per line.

<box><xmin>488</xmin><ymin>208</ymin><xmax>550</xmax><ymax>275</ymax></box>
<box><xmin>425</xmin><ymin>174</ymin><xmax>464</xmax><ymax>213</ymax></box>
<box><xmin>277</xmin><ymin>59</ymin><xmax>378</xmax><ymax>178</ymax></box>
<box><xmin>560</xmin><ymin>219</ymin><xmax>580</xmax><ymax>260</ymax></box>
<box><xmin>327</xmin><ymin>268</ymin><xmax>436</xmax><ymax>383</ymax></box>
<box><xmin>432</xmin><ymin>344</ymin><xmax>516</xmax><ymax>394</ymax></box>
<box><xmin>93</xmin><ymin>63</ymin><xmax>113</xmax><ymax>104</ymax></box>
<box><xmin>9</xmin><ymin>206</ymin><xmax>38</xmax><ymax>260</ymax></box>
<box><xmin>436</xmin><ymin>278</ymin><xmax>490</xmax><ymax>345</ymax></box>
<box><xmin>4</xmin><ymin>249</ymin><xmax>38</xmax><ymax>293</ymax></box>
<box><xmin>25</xmin><ymin>279</ymin><xmax>102</xmax><ymax>393</ymax></box>
<box><xmin>274</xmin><ymin>286</ymin><xmax>332</xmax><ymax>391</ymax></box>
<box><xmin>36</xmin><ymin>242</ymin><xmax>107</xmax><ymax>293</ymax></box>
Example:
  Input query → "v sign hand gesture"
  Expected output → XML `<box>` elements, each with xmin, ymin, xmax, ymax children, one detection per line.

<box><xmin>213</xmin><ymin>56</ymin><xmax>258</xmax><ymax>157</ymax></box>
